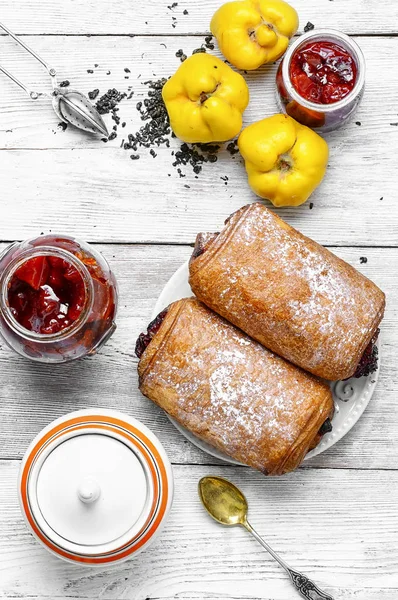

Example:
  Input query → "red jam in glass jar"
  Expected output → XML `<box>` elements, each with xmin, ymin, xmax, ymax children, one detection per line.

<box><xmin>0</xmin><ymin>235</ymin><xmax>118</xmax><ymax>363</ymax></box>
<box><xmin>289</xmin><ymin>40</ymin><xmax>357</xmax><ymax>105</ymax></box>
<box><xmin>276</xmin><ymin>29</ymin><xmax>365</xmax><ymax>132</ymax></box>
<box><xmin>8</xmin><ymin>256</ymin><xmax>86</xmax><ymax>334</ymax></box>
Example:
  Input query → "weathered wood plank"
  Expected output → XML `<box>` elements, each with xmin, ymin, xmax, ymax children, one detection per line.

<box><xmin>0</xmin><ymin>0</ymin><xmax>397</xmax><ymax>35</ymax></box>
<box><xmin>2</xmin><ymin>596</ymin><xmax>398</xmax><ymax>600</ymax></box>
<box><xmin>0</xmin><ymin>596</ymin><xmax>396</xmax><ymax>600</ymax></box>
<box><xmin>0</xmin><ymin>36</ymin><xmax>397</xmax><ymax>245</ymax></box>
<box><xmin>0</xmin><ymin>461</ymin><xmax>397</xmax><ymax>599</ymax></box>
<box><xmin>2</xmin><ymin>35</ymin><xmax>396</xmax><ymax>147</ymax></box>
<box><xmin>2</xmin><ymin>142</ymin><xmax>395</xmax><ymax>245</ymax></box>
<box><xmin>0</xmin><ymin>243</ymin><xmax>396</xmax><ymax>470</ymax></box>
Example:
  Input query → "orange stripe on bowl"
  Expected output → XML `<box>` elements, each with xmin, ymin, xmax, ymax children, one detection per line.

<box><xmin>20</xmin><ymin>414</ymin><xmax>170</xmax><ymax>564</ymax></box>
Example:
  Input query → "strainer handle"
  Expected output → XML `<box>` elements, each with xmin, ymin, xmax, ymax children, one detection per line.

<box><xmin>0</xmin><ymin>63</ymin><xmax>40</xmax><ymax>99</ymax></box>
<box><xmin>0</xmin><ymin>20</ymin><xmax>56</xmax><ymax>78</ymax></box>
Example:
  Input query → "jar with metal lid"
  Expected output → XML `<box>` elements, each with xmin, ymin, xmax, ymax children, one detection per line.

<box><xmin>18</xmin><ymin>409</ymin><xmax>174</xmax><ymax>565</ymax></box>
<box><xmin>0</xmin><ymin>235</ymin><xmax>117</xmax><ymax>362</ymax></box>
<box><xmin>276</xmin><ymin>29</ymin><xmax>366</xmax><ymax>132</ymax></box>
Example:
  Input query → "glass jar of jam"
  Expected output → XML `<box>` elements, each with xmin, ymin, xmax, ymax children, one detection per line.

<box><xmin>0</xmin><ymin>235</ymin><xmax>117</xmax><ymax>362</ymax></box>
<box><xmin>276</xmin><ymin>29</ymin><xmax>365</xmax><ymax>132</ymax></box>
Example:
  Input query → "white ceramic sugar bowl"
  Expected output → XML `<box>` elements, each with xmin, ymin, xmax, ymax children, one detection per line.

<box><xmin>18</xmin><ymin>409</ymin><xmax>173</xmax><ymax>565</ymax></box>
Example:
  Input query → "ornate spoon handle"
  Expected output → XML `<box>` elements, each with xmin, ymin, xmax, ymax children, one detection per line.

<box><xmin>243</xmin><ymin>521</ymin><xmax>335</xmax><ymax>600</ymax></box>
<box><xmin>288</xmin><ymin>569</ymin><xmax>334</xmax><ymax>599</ymax></box>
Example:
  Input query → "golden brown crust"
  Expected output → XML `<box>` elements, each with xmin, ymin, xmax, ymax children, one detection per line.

<box><xmin>189</xmin><ymin>203</ymin><xmax>385</xmax><ymax>380</ymax></box>
<box><xmin>138</xmin><ymin>298</ymin><xmax>334</xmax><ymax>476</ymax></box>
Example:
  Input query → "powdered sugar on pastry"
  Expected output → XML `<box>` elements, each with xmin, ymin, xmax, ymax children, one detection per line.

<box><xmin>140</xmin><ymin>299</ymin><xmax>332</xmax><ymax>473</ymax></box>
<box><xmin>189</xmin><ymin>203</ymin><xmax>385</xmax><ymax>380</ymax></box>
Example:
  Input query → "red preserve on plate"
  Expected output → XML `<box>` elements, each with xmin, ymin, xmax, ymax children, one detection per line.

<box><xmin>276</xmin><ymin>29</ymin><xmax>365</xmax><ymax>131</ymax></box>
<box><xmin>0</xmin><ymin>235</ymin><xmax>117</xmax><ymax>362</ymax></box>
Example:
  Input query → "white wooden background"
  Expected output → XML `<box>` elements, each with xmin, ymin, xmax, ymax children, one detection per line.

<box><xmin>0</xmin><ymin>1</ymin><xmax>397</xmax><ymax>598</ymax></box>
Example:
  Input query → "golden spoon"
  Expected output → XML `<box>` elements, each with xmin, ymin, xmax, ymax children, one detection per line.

<box><xmin>198</xmin><ymin>476</ymin><xmax>335</xmax><ymax>600</ymax></box>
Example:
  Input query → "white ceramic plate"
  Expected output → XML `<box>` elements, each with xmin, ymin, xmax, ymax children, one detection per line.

<box><xmin>152</xmin><ymin>261</ymin><xmax>380</xmax><ymax>463</ymax></box>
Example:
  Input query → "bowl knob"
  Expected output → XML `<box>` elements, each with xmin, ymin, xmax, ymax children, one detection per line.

<box><xmin>77</xmin><ymin>478</ymin><xmax>101</xmax><ymax>504</ymax></box>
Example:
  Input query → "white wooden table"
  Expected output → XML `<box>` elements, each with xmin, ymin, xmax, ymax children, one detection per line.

<box><xmin>0</xmin><ymin>1</ymin><xmax>397</xmax><ymax>598</ymax></box>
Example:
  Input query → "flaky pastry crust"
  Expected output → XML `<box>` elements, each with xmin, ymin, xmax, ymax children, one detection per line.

<box><xmin>138</xmin><ymin>298</ymin><xmax>334</xmax><ymax>476</ymax></box>
<box><xmin>189</xmin><ymin>203</ymin><xmax>385</xmax><ymax>380</ymax></box>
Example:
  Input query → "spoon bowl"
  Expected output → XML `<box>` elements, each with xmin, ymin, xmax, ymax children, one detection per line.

<box><xmin>198</xmin><ymin>476</ymin><xmax>248</xmax><ymax>526</ymax></box>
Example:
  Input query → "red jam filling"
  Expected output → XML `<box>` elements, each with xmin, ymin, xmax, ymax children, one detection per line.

<box><xmin>289</xmin><ymin>41</ymin><xmax>357</xmax><ymax>105</ymax></box>
<box><xmin>353</xmin><ymin>329</ymin><xmax>379</xmax><ymax>378</ymax></box>
<box><xmin>8</xmin><ymin>256</ymin><xmax>86</xmax><ymax>334</ymax></box>
<box><xmin>135</xmin><ymin>309</ymin><xmax>169</xmax><ymax>358</ymax></box>
<box><xmin>191</xmin><ymin>232</ymin><xmax>219</xmax><ymax>260</ymax></box>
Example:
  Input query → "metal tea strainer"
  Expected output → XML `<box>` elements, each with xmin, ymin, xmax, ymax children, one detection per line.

<box><xmin>0</xmin><ymin>21</ymin><xmax>108</xmax><ymax>136</ymax></box>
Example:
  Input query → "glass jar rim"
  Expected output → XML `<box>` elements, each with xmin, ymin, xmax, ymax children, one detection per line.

<box><xmin>281</xmin><ymin>28</ymin><xmax>366</xmax><ymax>114</ymax></box>
<box><xmin>0</xmin><ymin>246</ymin><xmax>94</xmax><ymax>343</ymax></box>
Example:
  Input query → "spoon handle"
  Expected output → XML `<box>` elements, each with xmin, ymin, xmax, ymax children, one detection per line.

<box><xmin>0</xmin><ymin>63</ymin><xmax>40</xmax><ymax>100</ymax></box>
<box><xmin>244</xmin><ymin>521</ymin><xmax>335</xmax><ymax>600</ymax></box>
<box><xmin>287</xmin><ymin>569</ymin><xmax>335</xmax><ymax>600</ymax></box>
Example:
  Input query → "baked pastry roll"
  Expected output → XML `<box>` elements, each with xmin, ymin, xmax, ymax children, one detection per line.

<box><xmin>189</xmin><ymin>203</ymin><xmax>385</xmax><ymax>381</ymax></box>
<box><xmin>136</xmin><ymin>298</ymin><xmax>334</xmax><ymax>476</ymax></box>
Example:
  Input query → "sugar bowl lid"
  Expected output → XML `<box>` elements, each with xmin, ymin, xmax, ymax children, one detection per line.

<box><xmin>18</xmin><ymin>409</ymin><xmax>173</xmax><ymax>565</ymax></box>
